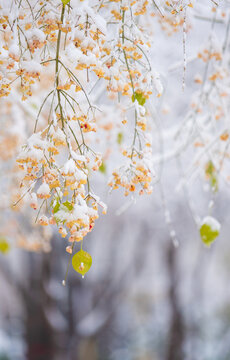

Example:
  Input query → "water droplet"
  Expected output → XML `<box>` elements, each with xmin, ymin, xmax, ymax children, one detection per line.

<box><xmin>209</xmin><ymin>200</ymin><xmax>214</xmax><ymax>209</ymax></box>
<box><xmin>62</xmin><ymin>280</ymin><xmax>66</xmax><ymax>286</ymax></box>
<box><xmin>173</xmin><ymin>238</ymin><xmax>179</xmax><ymax>248</ymax></box>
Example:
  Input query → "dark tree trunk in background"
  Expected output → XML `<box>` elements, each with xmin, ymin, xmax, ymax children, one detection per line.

<box><xmin>25</xmin><ymin>299</ymin><xmax>54</xmax><ymax>360</ymax></box>
<box><xmin>23</xmin><ymin>253</ymin><xmax>55</xmax><ymax>360</ymax></box>
<box><xmin>165</xmin><ymin>242</ymin><xmax>185</xmax><ymax>360</ymax></box>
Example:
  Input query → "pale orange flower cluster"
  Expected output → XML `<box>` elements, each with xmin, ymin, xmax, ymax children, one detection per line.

<box><xmin>0</xmin><ymin>0</ymin><xmax>169</xmax><ymax>258</ymax></box>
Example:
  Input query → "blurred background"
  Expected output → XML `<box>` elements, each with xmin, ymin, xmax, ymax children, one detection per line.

<box><xmin>1</xmin><ymin>179</ymin><xmax>230</xmax><ymax>360</ymax></box>
<box><xmin>1</xmin><ymin>1</ymin><xmax>230</xmax><ymax>359</ymax></box>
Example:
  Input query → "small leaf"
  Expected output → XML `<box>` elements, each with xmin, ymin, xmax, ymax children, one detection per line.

<box><xmin>0</xmin><ymin>237</ymin><xmax>10</xmax><ymax>254</ymax></box>
<box><xmin>210</xmin><ymin>175</ymin><xmax>218</xmax><ymax>192</ymax></box>
<box><xmin>61</xmin><ymin>0</ymin><xmax>70</xmax><ymax>5</ymax></box>
<box><xmin>54</xmin><ymin>201</ymin><xmax>73</xmax><ymax>224</ymax></box>
<box><xmin>72</xmin><ymin>250</ymin><xmax>92</xmax><ymax>276</ymax></box>
<box><xmin>62</xmin><ymin>201</ymin><xmax>73</xmax><ymax>211</ymax></box>
<box><xmin>117</xmin><ymin>132</ymin><xmax>123</xmax><ymax>145</ymax></box>
<box><xmin>99</xmin><ymin>161</ymin><xmax>106</xmax><ymax>174</ymax></box>
<box><xmin>205</xmin><ymin>161</ymin><xmax>215</xmax><ymax>177</ymax></box>
<box><xmin>132</xmin><ymin>92</ymin><xmax>146</xmax><ymax>106</ymax></box>
<box><xmin>205</xmin><ymin>160</ymin><xmax>218</xmax><ymax>192</ymax></box>
<box><xmin>52</xmin><ymin>200</ymin><xmax>60</xmax><ymax>214</ymax></box>
<box><xmin>200</xmin><ymin>218</ymin><xmax>220</xmax><ymax>246</ymax></box>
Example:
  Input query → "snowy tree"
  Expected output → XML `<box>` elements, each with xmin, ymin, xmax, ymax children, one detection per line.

<box><xmin>1</xmin><ymin>0</ymin><xmax>230</xmax><ymax>359</ymax></box>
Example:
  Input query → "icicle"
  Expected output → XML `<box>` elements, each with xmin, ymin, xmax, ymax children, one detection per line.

<box><xmin>182</xmin><ymin>8</ymin><xmax>187</xmax><ymax>91</ymax></box>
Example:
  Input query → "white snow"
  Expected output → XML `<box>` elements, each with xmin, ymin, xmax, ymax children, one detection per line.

<box><xmin>37</xmin><ymin>182</ymin><xmax>50</xmax><ymax>196</ymax></box>
<box><xmin>201</xmin><ymin>216</ymin><xmax>221</xmax><ymax>232</ymax></box>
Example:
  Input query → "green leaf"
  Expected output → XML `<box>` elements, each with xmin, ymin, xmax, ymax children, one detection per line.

<box><xmin>132</xmin><ymin>92</ymin><xmax>146</xmax><ymax>106</ymax></box>
<box><xmin>52</xmin><ymin>200</ymin><xmax>60</xmax><ymax>214</ymax></box>
<box><xmin>200</xmin><ymin>223</ymin><xmax>219</xmax><ymax>246</ymax></box>
<box><xmin>61</xmin><ymin>0</ymin><xmax>70</xmax><ymax>5</ymax></box>
<box><xmin>62</xmin><ymin>201</ymin><xmax>73</xmax><ymax>211</ymax></box>
<box><xmin>206</xmin><ymin>160</ymin><xmax>215</xmax><ymax>177</ymax></box>
<box><xmin>210</xmin><ymin>175</ymin><xmax>218</xmax><ymax>192</ymax></box>
<box><xmin>99</xmin><ymin>161</ymin><xmax>106</xmax><ymax>174</ymax></box>
<box><xmin>53</xmin><ymin>201</ymin><xmax>73</xmax><ymax>224</ymax></box>
<box><xmin>0</xmin><ymin>237</ymin><xmax>10</xmax><ymax>254</ymax></box>
<box><xmin>117</xmin><ymin>132</ymin><xmax>123</xmax><ymax>145</ymax></box>
<box><xmin>205</xmin><ymin>160</ymin><xmax>218</xmax><ymax>192</ymax></box>
<box><xmin>72</xmin><ymin>250</ymin><xmax>92</xmax><ymax>276</ymax></box>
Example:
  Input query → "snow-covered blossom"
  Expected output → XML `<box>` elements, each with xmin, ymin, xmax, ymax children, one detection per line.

<box><xmin>2</xmin><ymin>0</ymin><xmax>218</xmax><ymax>279</ymax></box>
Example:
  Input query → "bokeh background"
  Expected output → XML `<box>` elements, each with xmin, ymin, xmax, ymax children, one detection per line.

<box><xmin>1</xmin><ymin>179</ymin><xmax>230</xmax><ymax>360</ymax></box>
